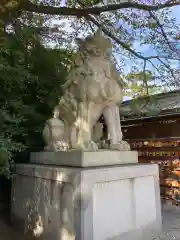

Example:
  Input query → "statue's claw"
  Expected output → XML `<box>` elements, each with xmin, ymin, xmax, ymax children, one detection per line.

<box><xmin>109</xmin><ymin>141</ymin><xmax>130</xmax><ymax>151</ymax></box>
<box><xmin>44</xmin><ymin>141</ymin><xmax>69</xmax><ymax>152</ymax></box>
<box><xmin>73</xmin><ymin>141</ymin><xmax>98</xmax><ymax>151</ymax></box>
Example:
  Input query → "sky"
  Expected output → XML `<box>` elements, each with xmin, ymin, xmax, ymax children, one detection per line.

<box><xmin>167</xmin><ymin>5</ymin><xmax>180</xmax><ymax>22</ymax></box>
<box><xmin>56</xmin><ymin>2</ymin><xmax>180</xmax><ymax>100</ymax></box>
<box><xmin>134</xmin><ymin>6</ymin><xmax>180</xmax><ymax>57</ymax></box>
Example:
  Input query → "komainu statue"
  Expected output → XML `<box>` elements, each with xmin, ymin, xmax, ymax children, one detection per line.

<box><xmin>43</xmin><ymin>29</ymin><xmax>130</xmax><ymax>151</ymax></box>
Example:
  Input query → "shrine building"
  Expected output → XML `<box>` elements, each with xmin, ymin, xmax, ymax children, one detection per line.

<box><xmin>120</xmin><ymin>90</ymin><xmax>180</xmax><ymax>205</ymax></box>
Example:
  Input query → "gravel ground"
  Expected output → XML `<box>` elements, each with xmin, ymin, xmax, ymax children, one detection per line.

<box><xmin>154</xmin><ymin>204</ymin><xmax>180</xmax><ymax>240</ymax></box>
<box><xmin>1</xmin><ymin>204</ymin><xmax>180</xmax><ymax>240</ymax></box>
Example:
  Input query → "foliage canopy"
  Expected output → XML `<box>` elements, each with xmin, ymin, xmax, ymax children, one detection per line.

<box><xmin>0</xmin><ymin>21</ymin><xmax>72</xmax><ymax>175</ymax></box>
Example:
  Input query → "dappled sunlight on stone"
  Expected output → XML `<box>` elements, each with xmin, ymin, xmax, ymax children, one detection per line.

<box><xmin>33</xmin><ymin>214</ymin><xmax>44</xmax><ymax>237</ymax></box>
<box><xmin>11</xmin><ymin>158</ymin><xmax>162</xmax><ymax>240</ymax></box>
<box><xmin>61</xmin><ymin>228</ymin><xmax>75</xmax><ymax>240</ymax></box>
<box><xmin>56</xmin><ymin>171</ymin><xmax>65</xmax><ymax>183</ymax></box>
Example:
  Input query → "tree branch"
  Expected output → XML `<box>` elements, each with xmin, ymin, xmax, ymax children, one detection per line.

<box><xmin>149</xmin><ymin>59</ymin><xmax>173</xmax><ymax>87</ymax></box>
<box><xmin>149</xmin><ymin>11</ymin><xmax>175</xmax><ymax>52</ymax></box>
<box><xmin>157</xmin><ymin>57</ymin><xmax>177</xmax><ymax>80</ymax></box>
<box><xmin>143</xmin><ymin>60</ymin><xmax>149</xmax><ymax>95</ymax></box>
<box><xmin>84</xmin><ymin>13</ymin><xmax>180</xmax><ymax>63</ymax></box>
<box><xmin>9</xmin><ymin>0</ymin><xmax>180</xmax><ymax>17</ymax></box>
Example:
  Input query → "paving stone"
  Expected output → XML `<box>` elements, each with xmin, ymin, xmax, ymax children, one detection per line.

<box><xmin>154</xmin><ymin>205</ymin><xmax>180</xmax><ymax>240</ymax></box>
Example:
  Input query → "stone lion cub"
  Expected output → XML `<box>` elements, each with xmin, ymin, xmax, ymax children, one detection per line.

<box><xmin>43</xmin><ymin>29</ymin><xmax>130</xmax><ymax>151</ymax></box>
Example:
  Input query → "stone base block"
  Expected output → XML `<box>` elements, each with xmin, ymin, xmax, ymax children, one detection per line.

<box><xmin>11</xmin><ymin>153</ymin><xmax>161</xmax><ymax>240</ymax></box>
<box><xmin>30</xmin><ymin>150</ymin><xmax>138</xmax><ymax>167</ymax></box>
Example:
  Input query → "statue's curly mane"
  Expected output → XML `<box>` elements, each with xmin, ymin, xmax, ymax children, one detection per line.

<box><xmin>62</xmin><ymin>30</ymin><xmax>112</xmax><ymax>90</ymax></box>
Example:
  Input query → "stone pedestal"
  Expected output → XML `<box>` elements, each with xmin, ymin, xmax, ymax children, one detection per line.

<box><xmin>11</xmin><ymin>151</ymin><xmax>162</xmax><ymax>240</ymax></box>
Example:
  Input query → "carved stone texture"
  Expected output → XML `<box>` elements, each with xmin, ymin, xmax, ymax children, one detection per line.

<box><xmin>43</xmin><ymin>29</ymin><xmax>130</xmax><ymax>151</ymax></box>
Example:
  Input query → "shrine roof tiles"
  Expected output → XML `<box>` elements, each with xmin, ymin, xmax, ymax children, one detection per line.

<box><xmin>120</xmin><ymin>90</ymin><xmax>180</xmax><ymax>120</ymax></box>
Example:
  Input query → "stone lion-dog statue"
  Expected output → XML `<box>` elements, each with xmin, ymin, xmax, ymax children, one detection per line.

<box><xmin>43</xmin><ymin>29</ymin><xmax>130</xmax><ymax>151</ymax></box>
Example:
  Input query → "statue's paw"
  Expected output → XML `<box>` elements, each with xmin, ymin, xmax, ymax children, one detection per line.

<box><xmin>110</xmin><ymin>141</ymin><xmax>131</xmax><ymax>151</ymax></box>
<box><xmin>84</xmin><ymin>140</ymin><xmax>99</xmax><ymax>151</ymax></box>
<box><xmin>73</xmin><ymin>141</ymin><xmax>98</xmax><ymax>151</ymax></box>
<box><xmin>52</xmin><ymin>141</ymin><xmax>69</xmax><ymax>151</ymax></box>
